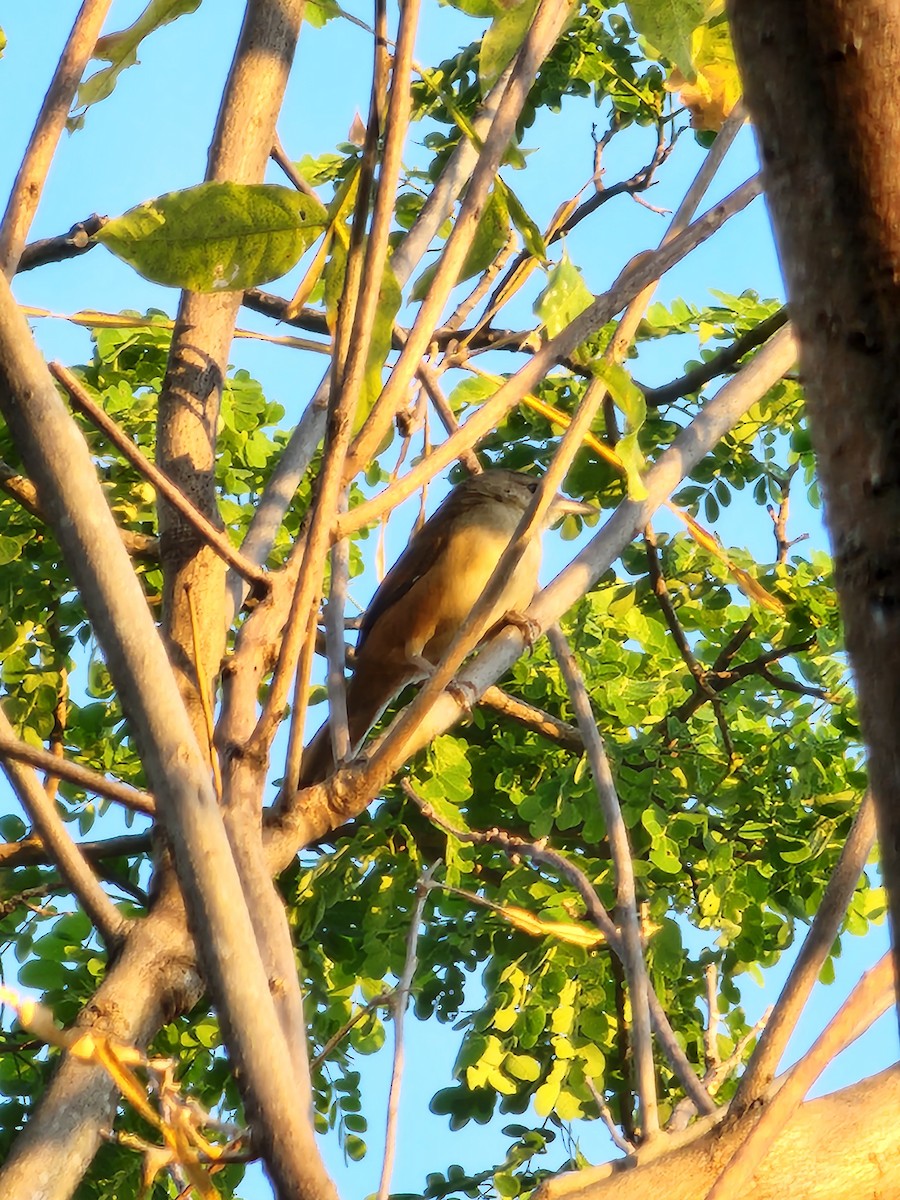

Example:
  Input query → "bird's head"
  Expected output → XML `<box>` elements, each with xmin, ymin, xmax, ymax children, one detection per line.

<box><xmin>455</xmin><ymin>468</ymin><xmax>595</xmax><ymax>525</ymax></box>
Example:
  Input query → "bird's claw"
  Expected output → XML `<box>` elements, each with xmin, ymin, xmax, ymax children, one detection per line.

<box><xmin>504</xmin><ymin>609</ymin><xmax>540</xmax><ymax>650</ymax></box>
<box><xmin>448</xmin><ymin>679</ymin><xmax>477</xmax><ymax>714</ymax></box>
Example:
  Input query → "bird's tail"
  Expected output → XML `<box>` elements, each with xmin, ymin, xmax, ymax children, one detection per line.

<box><xmin>297</xmin><ymin>665</ymin><xmax>411</xmax><ymax>786</ymax></box>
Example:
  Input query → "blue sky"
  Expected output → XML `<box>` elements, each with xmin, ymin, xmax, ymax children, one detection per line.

<box><xmin>0</xmin><ymin>3</ymin><xmax>895</xmax><ymax>1198</ymax></box>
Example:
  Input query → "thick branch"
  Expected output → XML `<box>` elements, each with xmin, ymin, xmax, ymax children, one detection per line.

<box><xmin>537</xmin><ymin>1065</ymin><xmax>900</xmax><ymax>1200</ymax></box>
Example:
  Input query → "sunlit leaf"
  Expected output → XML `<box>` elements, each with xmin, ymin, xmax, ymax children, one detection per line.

<box><xmin>96</xmin><ymin>182</ymin><xmax>327</xmax><ymax>292</ymax></box>
<box><xmin>70</xmin><ymin>0</ymin><xmax>203</xmax><ymax>127</ymax></box>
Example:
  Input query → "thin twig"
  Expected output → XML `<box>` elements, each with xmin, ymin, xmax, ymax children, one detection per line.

<box><xmin>706</xmin><ymin>953</ymin><xmax>894</xmax><ymax>1200</ymax></box>
<box><xmin>0</xmin><ymin>0</ymin><xmax>114</xmax><ymax>276</ymax></box>
<box><xmin>16</xmin><ymin>215</ymin><xmax>107</xmax><ymax>273</ymax></box>
<box><xmin>270</xmin><ymin>132</ymin><xmax>320</xmax><ymax>200</ymax></box>
<box><xmin>733</xmin><ymin>791</ymin><xmax>877</xmax><ymax>1109</ymax></box>
<box><xmin>324</xmin><ymin>489</ymin><xmax>352</xmax><ymax>765</ymax></box>
<box><xmin>586</xmin><ymin>1078</ymin><xmax>636</xmax><ymax>1156</ymax></box>
<box><xmin>548</xmin><ymin>628</ymin><xmax>659</xmax><ymax>1141</ymax></box>
<box><xmin>185</xmin><ymin>584</ymin><xmax>222</xmax><ymax>798</ymax></box>
<box><xmin>668</xmin><ymin>1006</ymin><xmax>773</xmax><ymax>1132</ymax></box>
<box><xmin>403</xmin><ymin>781</ymin><xmax>619</xmax><ymax>943</ymax></box>
<box><xmin>50</xmin><ymin>363</ymin><xmax>269</xmax><ymax>591</ymax></box>
<box><xmin>0</xmin><ymin>728</ymin><xmax>154</xmax><ymax>814</ymax></box>
<box><xmin>309</xmin><ymin>994</ymin><xmax>391</xmax><ymax>1074</ymax></box>
<box><xmin>414</xmin><ymin>357</ymin><xmax>483</xmax><ymax>476</ymax></box>
<box><xmin>377</xmin><ymin>864</ymin><xmax>437</xmax><ymax>1200</ymax></box>
<box><xmin>0</xmin><ymin>704</ymin><xmax>128</xmax><ymax>948</ymax></box>
<box><xmin>704</xmin><ymin>963</ymin><xmax>720</xmax><ymax>1071</ymax></box>
<box><xmin>479</xmin><ymin>685</ymin><xmax>583</xmax><ymax>751</ymax></box>
<box><xmin>640</xmin><ymin>307</ymin><xmax>788</xmax><ymax>407</ymax></box>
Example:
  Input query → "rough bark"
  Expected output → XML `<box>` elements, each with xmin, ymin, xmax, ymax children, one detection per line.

<box><xmin>728</xmin><ymin>0</ymin><xmax>900</xmax><ymax>1004</ymax></box>
<box><xmin>0</xmin><ymin>885</ymin><xmax>199</xmax><ymax>1200</ymax></box>
<box><xmin>156</xmin><ymin>0</ymin><xmax>306</xmax><ymax>740</ymax></box>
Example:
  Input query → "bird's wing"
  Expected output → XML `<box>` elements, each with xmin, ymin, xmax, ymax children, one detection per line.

<box><xmin>357</xmin><ymin>509</ymin><xmax>457</xmax><ymax>650</ymax></box>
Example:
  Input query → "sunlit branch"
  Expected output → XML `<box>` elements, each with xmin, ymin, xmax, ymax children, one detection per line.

<box><xmin>50</xmin><ymin>363</ymin><xmax>269</xmax><ymax>591</ymax></box>
<box><xmin>0</xmin><ymin>728</ymin><xmax>155</xmax><ymax>815</ymax></box>
<box><xmin>706</xmin><ymin>953</ymin><xmax>894</xmax><ymax>1200</ymax></box>
<box><xmin>0</xmin><ymin>704</ymin><xmax>128</xmax><ymax>949</ymax></box>
<box><xmin>549</xmin><ymin>626</ymin><xmax>659</xmax><ymax>1140</ymax></box>
<box><xmin>733</xmin><ymin>791</ymin><xmax>877</xmax><ymax>1109</ymax></box>
<box><xmin>377</xmin><ymin>864</ymin><xmax>436</xmax><ymax>1200</ymax></box>
<box><xmin>0</xmin><ymin>0</ymin><xmax>114</xmax><ymax>276</ymax></box>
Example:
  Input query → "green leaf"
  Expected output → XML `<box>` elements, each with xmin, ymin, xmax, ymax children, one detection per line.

<box><xmin>345</xmin><ymin>1134</ymin><xmax>367</xmax><ymax>1161</ymax></box>
<box><xmin>504</xmin><ymin>1053</ymin><xmax>541</xmax><ymax>1082</ymax></box>
<box><xmin>449</xmin><ymin>376</ymin><xmax>499</xmax><ymax>412</ymax></box>
<box><xmin>624</xmin><ymin>0</ymin><xmax>710</xmax><ymax>77</ymax></box>
<box><xmin>412</xmin><ymin>185</ymin><xmax>510</xmax><ymax>301</ymax></box>
<box><xmin>305</xmin><ymin>0</ymin><xmax>342</xmax><ymax>27</ymax></box>
<box><xmin>71</xmin><ymin>0</ymin><xmax>204</xmax><ymax>127</ymax></box>
<box><xmin>592</xmin><ymin>361</ymin><xmax>648</xmax><ymax>500</ymax></box>
<box><xmin>497</xmin><ymin>178</ymin><xmax>547</xmax><ymax>261</ymax></box>
<box><xmin>480</xmin><ymin>0</ymin><xmax>540</xmax><ymax>93</ymax></box>
<box><xmin>96</xmin><ymin>182</ymin><xmax>327</xmax><ymax>292</ymax></box>
<box><xmin>18</xmin><ymin>958</ymin><xmax>70</xmax><ymax>991</ymax></box>
<box><xmin>361</xmin><ymin>265</ymin><xmax>402</xmax><ymax>420</ymax></box>
<box><xmin>533</xmin><ymin>253</ymin><xmax>593</xmax><ymax>341</ymax></box>
<box><xmin>494</xmin><ymin>1171</ymin><xmax>521</xmax><ymax>1197</ymax></box>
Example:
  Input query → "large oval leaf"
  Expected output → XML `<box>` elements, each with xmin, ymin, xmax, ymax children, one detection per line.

<box><xmin>96</xmin><ymin>181</ymin><xmax>328</xmax><ymax>292</ymax></box>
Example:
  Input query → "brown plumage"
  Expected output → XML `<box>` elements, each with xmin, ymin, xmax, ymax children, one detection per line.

<box><xmin>298</xmin><ymin>469</ymin><xmax>591</xmax><ymax>785</ymax></box>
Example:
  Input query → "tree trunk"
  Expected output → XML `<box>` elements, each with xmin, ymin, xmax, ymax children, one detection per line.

<box><xmin>728</xmin><ymin>0</ymin><xmax>900</xmax><ymax>1007</ymax></box>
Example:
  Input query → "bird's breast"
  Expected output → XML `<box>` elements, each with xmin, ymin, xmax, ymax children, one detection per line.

<box><xmin>412</xmin><ymin>521</ymin><xmax>541</xmax><ymax>663</ymax></box>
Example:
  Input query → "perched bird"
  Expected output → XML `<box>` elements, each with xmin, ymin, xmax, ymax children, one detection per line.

<box><xmin>299</xmin><ymin>468</ymin><xmax>592</xmax><ymax>784</ymax></box>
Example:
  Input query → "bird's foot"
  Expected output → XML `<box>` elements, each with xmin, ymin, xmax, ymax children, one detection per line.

<box><xmin>448</xmin><ymin>678</ymin><xmax>477</xmax><ymax>714</ymax></box>
<box><xmin>503</xmin><ymin>609</ymin><xmax>541</xmax><ymax>649</ymax></box>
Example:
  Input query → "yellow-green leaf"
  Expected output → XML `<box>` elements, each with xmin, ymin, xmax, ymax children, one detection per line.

<box><xmin>97</xmin><ymin>182</ymin><xmax>327</xmax><ymax>292</ymax></box>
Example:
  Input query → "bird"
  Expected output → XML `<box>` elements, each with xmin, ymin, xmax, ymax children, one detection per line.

<box><xmin>298</xmin><ymin>468</ymin><xmax>593</xmax><ymax>785</ymax></box>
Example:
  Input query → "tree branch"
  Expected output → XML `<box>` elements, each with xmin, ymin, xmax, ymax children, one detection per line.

<box><xmin>0</xmin><ymin>704</ymin><xmax>128</xmax><ymax>948</ymax></box>
<box><xmin>549</xmin><ymin>626</ymin><xmax>659</xmax><ymax>1140</ymax></box>
<box><xmin>733</xmin><ymin>791</ymin><xmax>877</xmax><ymax>1108</ymax></box>
<box><xmin>51</xmin><ymin>362</ymin><xmax>269</xmax><ymax>591</ymax></box>
<box><xmin>0</xmin><ymin>831</ymin><xmax>151</xmax><ymax>870</ymax></box>
<box><xmin>0</xmin><ymin>727</ymin><xmax>154</xmax><ymax>814</ymax></box>
<box><xmin>377</xmin><ymin>863</ymin><xmax>436</xmax><ymax>1200</ymax></box>
<box><xmin>639</xmin><ymin>308</ymin><xmax>789</xmax><ymax>407</ymax></box>
<box><xmin>0</xmin><ymin>0</ymin><xmax>113</xmax><ymax>276</ymax></box>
